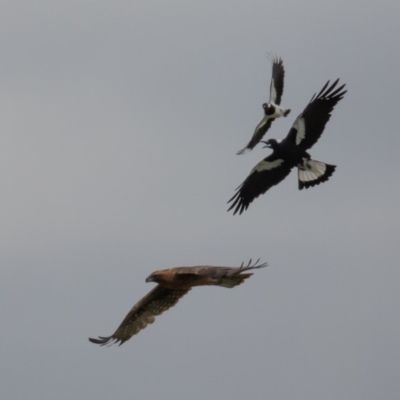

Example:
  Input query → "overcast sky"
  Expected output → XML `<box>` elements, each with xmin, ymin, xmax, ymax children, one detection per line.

<box><xmin>1</xmin><ymin>1</ymin><xmax>399</xmax><ymax>399</ymax></box>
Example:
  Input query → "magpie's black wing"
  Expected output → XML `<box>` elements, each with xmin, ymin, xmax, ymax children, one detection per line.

<box><xmin>285</xmin><ymin>79</ymin><xmax>346</xmax><ymax>150</ymax></box>
<box><xmin>236</xmin><ymin>118</ymin><xmax>273</xmax><ymax>155</ymax></box>
<box><xmin>269</xmin><ymin>56</ymin><xmax>285</xmax><ymax>105</ymax></box>
<box><xmin>228</xmin><ymin>154</ymin><xmax>293</xmax><ymax>215</ymax></box>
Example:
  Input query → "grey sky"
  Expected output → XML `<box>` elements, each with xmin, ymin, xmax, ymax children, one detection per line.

<box><xmin>1</xmin><ymin>1</ymin><xmax>399</xmax><ymax>399</ymax></box>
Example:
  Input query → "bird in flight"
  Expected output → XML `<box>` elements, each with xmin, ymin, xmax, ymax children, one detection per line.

<box><xmin>89</xmin><ymin>259</ymin><xmax>267</xmax><ymax>346</ymax></box>
<box><xmin>228</xmin><ymin>79</ymin><xmax>347</xmax><ymax>215</ymax></box>
<box><xmin>237</xmin><ymin>55</ymin><xmax>291</xmax><ymax>155</ymax></box>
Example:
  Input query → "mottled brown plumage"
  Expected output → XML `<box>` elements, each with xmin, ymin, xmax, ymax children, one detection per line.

<box><xmin>89</xmin><ymin>259</ymin><xmax>267</xmax><ymax>346</ymax></box>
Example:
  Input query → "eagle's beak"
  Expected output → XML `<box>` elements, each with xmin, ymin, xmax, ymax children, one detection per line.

<box><xmin>145</xmin><ymin>275</ymin><xmax>154</xmax><ymax>283</ymax></box>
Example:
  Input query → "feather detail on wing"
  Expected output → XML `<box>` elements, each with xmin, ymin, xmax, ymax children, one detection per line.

<box><xmin>228</xmin><ymin>156</ymin><xmax>292</xmax><ymax>215</ymax></box>
<box><xmin>178</xmin><ymin>259</ymin><xmax>269</xmax><ymax>288</ymax></box>
<box><xmin>88</xmin><ymin>286</ymin><xmax>190</xmax><ymax>346</ymax></box>
<box><xmin>286</xmin><ymin>79</ymin><xmax>346</xmax><ymax>150</ymax></box>
<box><xmin>269</xmin><ymin>56</ymin><xmax>285</xmax><ymax>105</ymax></box>
<box><xmin>237</xmin><ymin>118</ymin><xmax>272</xmax><ymax>155</ymax></box>
<box><xmin>217</xmin><ymin>258</ymin><xmax>268</xmax><ymax>287</ymax></box>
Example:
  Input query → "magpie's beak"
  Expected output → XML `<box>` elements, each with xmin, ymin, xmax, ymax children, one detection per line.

<box><xmin>261</xmin><ymin>141</ymin><xmax>270</xmax><ymax>148</ymax></box>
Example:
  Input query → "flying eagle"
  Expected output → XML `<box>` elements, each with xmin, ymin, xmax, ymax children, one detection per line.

<box><xmin>89</xmin><ymin>259</ymin><xmax>267</xmax><ymax>346</ymax></box>
<box><xmin>228</xmin><ymin>79</ymin><xmax>347</xmax><ymax>215</ymax></box>
<box><xmin>237</xmin><ymin>55</ymin><xmax>291</xmax><ymax>155</ymax></box>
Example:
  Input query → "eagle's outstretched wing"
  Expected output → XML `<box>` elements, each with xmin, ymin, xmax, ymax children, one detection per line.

<box><xmin>180</xmin><ymin>259</ymin><xmax>269</xmax><ymax>287</ymax></box>
<box><xmin>89</xmin><ymin>286</ymin><xmax>190</xmax><ymax>346</ymax></box>
<box><xmin>285</xmin><ymin>79</ymin><xmax>346</xmax><ymax>150</ymax></box>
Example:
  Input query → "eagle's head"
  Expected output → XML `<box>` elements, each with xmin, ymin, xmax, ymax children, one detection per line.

<box><xmin>146</xmin><ymin>269</ymin><xmax>176</xmax><ymax>287</ymax></box>
<box><xmin>145</xmin><ymin>271</ymin><xmax>161</xmax><ymax>283</ymax></box>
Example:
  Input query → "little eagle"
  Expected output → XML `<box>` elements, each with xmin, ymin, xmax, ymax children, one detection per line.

<box><xmin>89</xmin><ymin>259</ymin><xmax>267</xmax><ymax>346</ymax></box>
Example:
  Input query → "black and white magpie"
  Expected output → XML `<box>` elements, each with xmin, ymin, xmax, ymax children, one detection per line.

<box><xmin>228</xmin><ymin>79</ymin><xmax>347</xmax><ymax>215</ymax></box>
<box><xmin>237</xmin><ymin>56</ymin><xmax>291</xmax><ymax>155</ymax></box>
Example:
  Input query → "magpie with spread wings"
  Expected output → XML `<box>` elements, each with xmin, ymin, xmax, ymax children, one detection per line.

<box><xmin>237</xmin><ymin>56</ymin><xmax>291</xmax><ymax>155</ymax></box>
<box><xmin>89</xmin><ymin>259</ymin><xmax>267</xmax><ymax>346</ymax></box>
<box><xmin>228</xmin><ymin>79</ymin><xmax>347</xmax><ymax>215</ymax></box>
